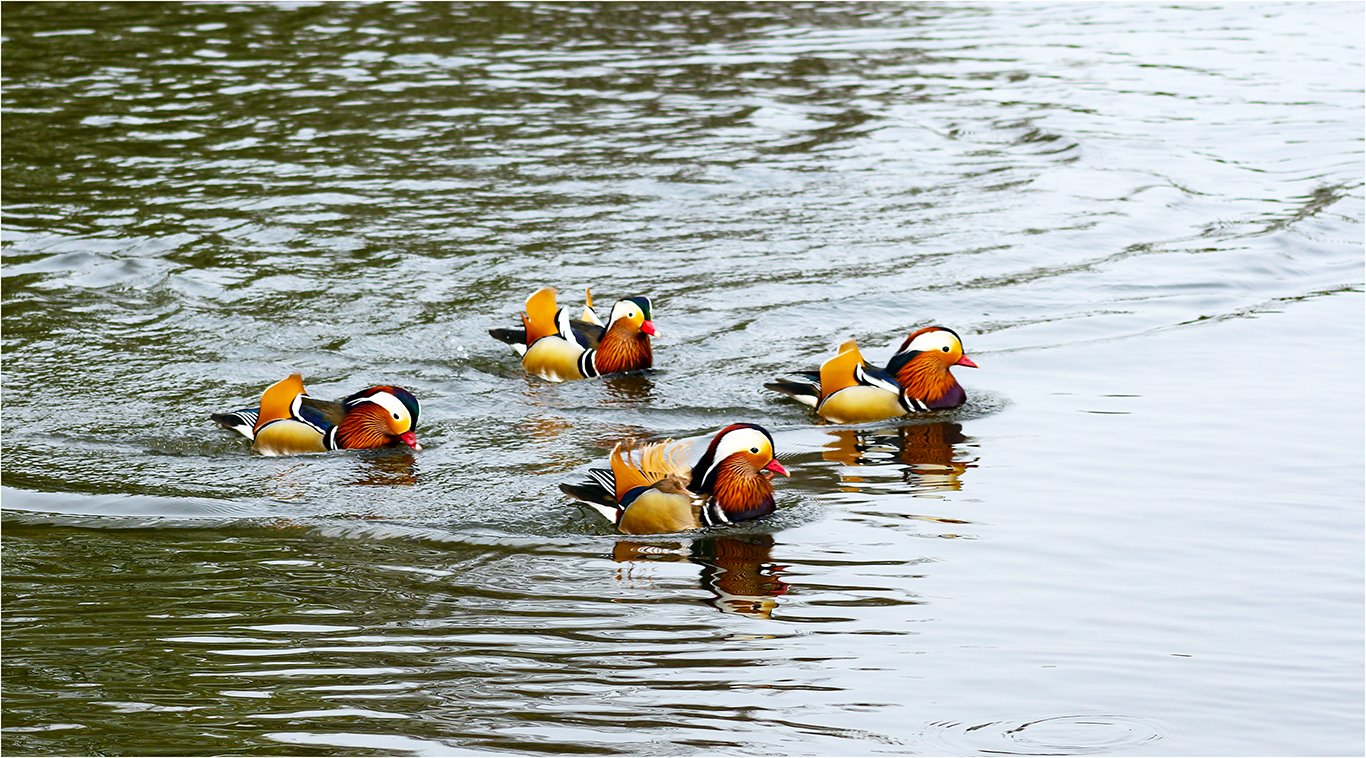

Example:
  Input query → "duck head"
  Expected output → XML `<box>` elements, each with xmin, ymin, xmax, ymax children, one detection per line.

<box><xmin>338</xmin><ymin>386</ymin><xmax>422</xmax><ymax>450</ymax></box>
<box><xmin>898</xmin><ymin>326</ymin><xmax>977</xmax><ymax>369</ymax></box>
<box><xmin>607</xmin><ymin>296</ymin><xmax>657</xmax><ymax>337</ymax></box>
<box><xmin>691</xmin><ymin>423</ymin><xmax>789</xmax><ymax>493</ymax></box>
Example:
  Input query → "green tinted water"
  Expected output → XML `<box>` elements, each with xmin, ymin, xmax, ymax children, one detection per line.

<box><xmin>3</xmin><ymin>2</ymin><xmax>1362</xmax><ymax>755</ymax></box>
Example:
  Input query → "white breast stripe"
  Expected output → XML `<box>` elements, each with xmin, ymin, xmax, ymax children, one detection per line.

<box><xmin>578</xmin><ymin>350</ymin><xmax>599</xmax><ymax>378</ymax></box>
<box><xmin>703</xmin><ymin>501</ymin><xmax>731</xmax><ymax>527</ymax></box>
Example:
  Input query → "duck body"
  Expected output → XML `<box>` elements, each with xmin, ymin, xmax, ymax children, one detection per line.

<box><xmin>212</xmin><ymin>374</ymin><xmax>422</xmax><ymax>456</ymax></box>
<box><xmin>560</xmin><ymin>423</ymin><xmax>790</xmax><ymax>535</ymax></box>
<box><xmin>765</xmin><ymin>327</ymin><xmax>977</xmax><ymax>424</ymax></box>
<box><xmin>490</xmin><ymin>287</ymin><xmax>655</xmax><ymax>382</ymax></box>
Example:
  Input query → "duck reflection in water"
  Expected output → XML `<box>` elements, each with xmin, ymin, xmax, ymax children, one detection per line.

<box><xmin>601</xmin><ymin>372</ymin><xmax>656</xmax><ymax>404</ymax></box>
<box><xmin>823</xmin><ymin>421</ymin><xmax>977</xmax><ymax>494</ymax></box>
<box><xmin>348</xmin><ymin>451</ymin><xmax>419</xmax><ymax>487</ymax></box>
<box><xmin>612</xmin><ymin>534</ymin><xmax>789</xmax><ymax>619</ymax></box>
<box><xmin>261</xmin><ymin>452</ymin><xmax>417</xmax><ymax>509</ymax></box>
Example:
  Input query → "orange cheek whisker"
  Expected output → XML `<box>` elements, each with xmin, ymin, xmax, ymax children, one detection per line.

<box><xmin>896</xmin><ymin>356</ymin><xmax>958</xmax><ymax>404</ymax></box>
<box><xmin>336</xmin><ymin>408</ymin><xmax>404</xmax><ymax>450</ymax></box>
<box><xmin>595</xmin><ymin>324</ymin><xmax>653</xmax><ymax>374</ymax></box>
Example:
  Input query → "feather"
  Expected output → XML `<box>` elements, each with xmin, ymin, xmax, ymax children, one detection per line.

<box><xmin>892</xmin><ymin>352</ymin><xmax>960</xmax><ymax>407</ymax></box>
<box><xmin>580</xmin><ymin>288</ymin><xmax>602</xmax><ymax>326</ymax></box>
<box><xmin>253</xmin><ymin>418</ymin><xmax>327</xmax><ymax>456</ymax></box>
<box><xmin>594</xmin><ymin>317</ymin><xmax>653</xmax><ymax>375</ymax></box>
<box><xmin>256</xmin><ymin>374</ymin><xmax>307</xmax><ymax>433</ymax></box>
<box><xmin>300</xmin><ymin>395</ymin><xmax>346</xmax><ymax>427</ymax></box>
<box><xmin>522</xmin><ymin>287</ymin><xmax>562</xmax><ymax>345</ymax></box>
<box><xmin>818</xmin><ymin>342</ymin><xmax>867</xmax><ymax>401</ymax></box>
<box><xmin>211</xmin><ymin>409</ymin><xmax>259</xmax><ymax>439</ymax></box>
<box><xmin>762</xmin><ymin>380</ymin><xmax>820</xmax><ymax>407</ymax></box>
<box><xmin>585</xmin><ymin>467</ymin><xmax>617</xmax><ymax>496</ymax></box>
<box><xmin>489</xmin><ymin>327</ymin><xmax>529</xmax><ymax>355</ymax></box>
<box><xmin>608</xmin><ymin>439</ymin><xmax>689</xmax><ymax>501</ymax></box>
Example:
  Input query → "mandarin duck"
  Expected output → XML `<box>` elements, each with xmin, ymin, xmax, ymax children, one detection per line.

<box><xmin>212</xmin><ymin>374</ymin><xmax>421</xmax><ymax>456</ymax></box>
<box><xmin>560</xmin><ymin>423</ymin><xmax>790</xmax><ymax>535</ymax></box>
<box><xmin>489</xmin><ymin>287</ymin><xmax>656</xmax><ymax>382</ymax></box>
<box><xmin>765</xmin><ymin>326</ymin><xmax>978</xmax><ymax>424</ymax></box>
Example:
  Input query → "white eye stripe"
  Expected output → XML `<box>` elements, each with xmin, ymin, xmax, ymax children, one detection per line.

<box><xmin>696</xmin><ymin>427</ymin><xmax>773</xmax><ymax>486</ymax></box>
<box><xmin>713</xmin><ymin>429</ymin><xmax>772</xmax><ymax>462</ymax></box>
<box><xmin>608</xmin><ymin>299</ymin><xmax>648</xmax><ymax>325</ymax></box>
<box><xmin>907</xmin><ymin>330</ymin><xmax>959</xmax><ymax>354</ymax></box>
<box><xmin>365</xmin><ymin>393</ymin><xmax>411</xmax><ymax>426</ymax></box>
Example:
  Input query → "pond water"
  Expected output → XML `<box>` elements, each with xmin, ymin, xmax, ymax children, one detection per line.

<box><xmin>2</xmin><ymin>2</ymin><xmax>1362</xmax><ymax>756</ymax></box>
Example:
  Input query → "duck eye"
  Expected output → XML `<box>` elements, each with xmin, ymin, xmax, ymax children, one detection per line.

<box><xmin>750</xmin><ymin>447</ymin><xmax>760</xmax><ymax>454</ymax></box>
<box><xmin>941</xmin><ymin>346</ymin><xmax>951</xmax><ymax>352</ymax></box>
<box><xmin>393</xmin><ymin>413</ymin><xmax>401</xmax><ymax>420</ymax></box>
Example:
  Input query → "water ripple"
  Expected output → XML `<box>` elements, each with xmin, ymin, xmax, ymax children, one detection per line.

<box><xmin>919</xmin><ymin>713</ymin><xmax>1175</xmax><ymax>756</ymax></box>
<box><xmin>2</xmin><ymin>2</ymin><xmax>1361</xmax><ymax>756</ymax></box>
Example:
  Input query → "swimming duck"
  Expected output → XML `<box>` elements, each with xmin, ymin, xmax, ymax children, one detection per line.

<box><xmin>765</xmin><ymin>326</ymin><xmax>977</xmax><ymax>424</ymax></box>
<box><xmin>212</xmin><ymin>374</ymin><xmax>421</xmax><ymax>456</ymax></box>
<box><xmin>489</xmin><ymin>287</ymin><xmax>656</xmax><ymax>382</ymax></box>
<box><xmin>560</xmin><ymin>423</ymin><xmax>789</xmax><ymax>535</ymax></box>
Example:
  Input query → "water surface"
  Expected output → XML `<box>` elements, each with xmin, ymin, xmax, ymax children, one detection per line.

<box><xmin>3</xmin><ymin>2</ymin><xmax>1362</xmax><ymax>755</ymax></box>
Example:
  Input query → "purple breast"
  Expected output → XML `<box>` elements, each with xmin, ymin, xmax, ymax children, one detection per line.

<box><xmin>930</xmin><ymin>382</ymin><xmax>966</xmax><ymax>409</ymax></box>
